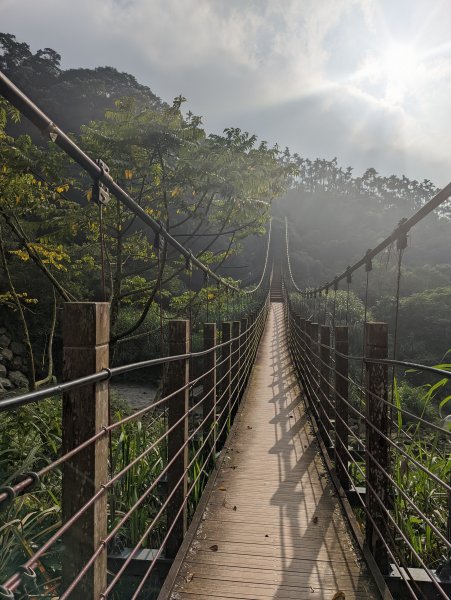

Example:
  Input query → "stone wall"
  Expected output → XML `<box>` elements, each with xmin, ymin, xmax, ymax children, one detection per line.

<box><xmin>0</xmin><ymin>325</ymin><xmax>29</xmax><ymax>394</ymax></box>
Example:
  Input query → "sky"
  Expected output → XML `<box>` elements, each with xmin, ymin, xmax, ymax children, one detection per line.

<box><xmin>2</xmin><ymin>0</ymin><xmax>451</xmax><ymax>186</ymax></box>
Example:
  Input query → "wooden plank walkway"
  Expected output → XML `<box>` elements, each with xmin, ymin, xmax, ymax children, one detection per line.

<box><xmin>169</xmin><ymin>303</ymin><xmax>380</xmax><ymax>600</ymax></box>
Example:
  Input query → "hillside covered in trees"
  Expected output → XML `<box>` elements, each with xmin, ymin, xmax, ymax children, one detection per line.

<box><xmin>275</xmin><ymin>157</ymin><xmax>451</xmax><ymax>363</ymax></box>
<box><xmin>1</xmin><ymin>31</ymin><xmax>451</xmax><ymax>389</ymax></box>
<box><xmin>0</xmin><ymin>33</ymin><xmax>296</xmax><ymax>392</ymax></box>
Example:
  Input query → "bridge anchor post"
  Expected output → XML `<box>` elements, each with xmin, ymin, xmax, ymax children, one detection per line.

<box><xmin>319</xmin><ymin>325</ymin><xmax>332</xmax><ymax>448</ymax></box>
<box><xmin>166</xmin><ymin>320</ymin><xmax>190</xmax><ymax>559</ymax></box>
<box><xmin>231</xmin><ymin>321</ymin><xmax>241</xmax><ymax>418</ymax></box>
<box><xmin>335</xmin><ymin>325</ymin><xmax>349</xmax><ymax>490</ymax></box>
<box><xmin>61</xmin><ymin>302</ymin><xmax>110</xmax><ymax>598</ymax></box>
<box><xmin>203</xmin><ymin>323</ymin><xmax>217</xmax><ymax>463</ymax></box>
<box><xmin>240</xmin><ymin>318</ymin><xmax>248</xmax><ymax>399</ymax></box>
<box><xmin>307</xmin><ymin>322</ymin><xmax>319</xmax><ymax>421</ymax></box>
<box><xmin>365</xmin><ymin>322</ymin><xmax>390</xmax><ymax>574</ymax></box>
<box><xmin>218</xmin><ymin>322</ymin><xmax>232</xmax><ymax>448</ymax></box>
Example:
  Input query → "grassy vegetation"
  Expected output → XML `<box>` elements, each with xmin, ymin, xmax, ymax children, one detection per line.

<box><xmin>0</xmin><ymin>383</ymin><xmax>225</xmax><ymax>596</ymax></box>
<box><xmin>347</xmin><ymin>376</ymin><xmax>451</xmax><ymax>569</ymax></box>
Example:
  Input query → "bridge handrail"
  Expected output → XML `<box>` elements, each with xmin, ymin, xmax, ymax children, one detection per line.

<box><xmin>0</xmin><ymin>292</ymin><xmax>270</xmax><ymax>597</ymax></box>
<box><xmin>0</xmin><ymin>302</ymin><xmax>266</xmax><ymax>413</ymax></box>
<box><xmin>284</xmin><ymin>291</ymin><xmax>451</xmax><ymax>600</ymax></box>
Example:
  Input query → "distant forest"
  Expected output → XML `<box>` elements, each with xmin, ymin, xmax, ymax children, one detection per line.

<box><xmin>1</xmin><ymin>32</ymin><xmax>451</xmax><ymax>378</ymax></box>
<box><xmin>275</xmin><ymin>157</ymin><xmax>451</xmax><ymax>363</ymax></box>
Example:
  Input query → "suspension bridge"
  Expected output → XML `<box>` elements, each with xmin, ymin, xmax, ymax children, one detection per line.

<box><xmin>0</xmin><ymin>72</ymin><xmax>450</xmax><ymax>600</ymax></box>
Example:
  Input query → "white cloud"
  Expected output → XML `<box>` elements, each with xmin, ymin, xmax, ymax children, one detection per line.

<box><xmin>2</xmin><ymin>0</ymin><xmax>451</xmax><ymax>184</ymax></box>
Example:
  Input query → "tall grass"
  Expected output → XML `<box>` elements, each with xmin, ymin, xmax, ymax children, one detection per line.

<box><xmin>0</xmin><ymin>400</ymin><xmax>62</xmax><ymax>585</ymax></box>
<box><xmin>108</xmin><ymin>409</ymin><xmax>167</xmax><ymax>552</ymax></box>
<box><xmin>391</xmin><ymin>376</ymin><xmax>450</xmax><ymax>568</ymax></box>
<box><xmin>347</xmin><ymin>376</ymin><xmax>450</xmax><ymax>569</ymax></box>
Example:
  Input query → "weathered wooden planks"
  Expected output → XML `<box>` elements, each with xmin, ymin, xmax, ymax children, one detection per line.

<box><xmin>169</xmin><ymin>303</ymin><xmax>379</xmax><ymax>599</ymax></box>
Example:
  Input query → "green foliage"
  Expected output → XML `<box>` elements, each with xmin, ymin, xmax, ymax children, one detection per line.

<box><xmin>0</xmin><ymin>399</ymin><xmax>62</xmax><ymax>584</ymax></box>
<box><xmin>374</xmin><ymin>286</ymin><xmax>451</xmax><ymax>363</ymax></box>
<box><xmin>391</xmin><ymin>378</ymin><xmax>450</xmax><ymax>568</ymax></box>
<box><xmin>348</xmin><ymin>377</ymin><xmax>450</xmax><ymax>568</ymax></box>
<box><xmin>109</xmin><ymin>410</ymin><xmax>166</xmax><ymax>550</ymax></box>
<box><xmin>395</xmin><ymin>381</ymin><xmax>439</xmax><ymax>424</ymax></box>
<box><xmin>0</xmin><ymin>36</ymin><xmax>293</xmax><ymax>385</ymax></box>
<box><xmin>276</xmin><ymin>156</ymin><xmax>449</xmax><ymax>292</ymax></box>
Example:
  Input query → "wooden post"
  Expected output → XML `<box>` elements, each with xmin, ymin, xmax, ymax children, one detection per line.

<box><xmin>307</xmin><ymin>321</ymin><xmax>317</xmax><ymax>412</ymax></box>
<box><xmin>250</xmin><ymin>313</ymin><xmax>258</xmax><ymax>365</ymax></box>
<box><xmin>300</xmin><ymin>318</ymin><xmax>306</xmax><ymax>376</ymax></box>
<box><xmin>62</xmin><ymin>302</ymin><xmax>109</xmax><ymax>598</ymax></box>
<box><xmin>203</xmin><ymin>323</ymin><xmax>216</xmax><ymax>459</ymax></box>
<box><xmin>218</xmin><ymin>322</ymin><xmax>232</xmax><ymax>446</ymax></box>
<box><xmin>240</xmin><ymin>317</ymin><xmax>248</xmax><ymax>397</ymax></box>
<box><xmin>447</xmin><ymin>477</ymin><xmax>451</xmax><ymax>564</ymax></box>
<box><xmin>310</xmin><ymin>323</ymin><xmax>319</xmax><ymax>387</ymax></box>
<box><xmin>305</xmin><ymin>320</ymin><xmax>312</xmax><ymax>378</ymax></box>
<box><xmin>320</xmin><ymin>325</ymin><xmax>331</xmax><ymax>446</ymax></box>
<box><xmin>293</xmin><ymin>314</ymin><xmax>301</xmax><ymax>375</ymax></box>
<box><xmin>365</xmin><ymin>322</ymin><xmax>390</xmax><ymax>573</ymax></box>
<box><xmin>304</xmin><ymin>321</ymin><xmax>312</xmax><ymax>408</ymax></box>
<box><xmin>246</xmin><ymin>313</ymin><xmax>255</xmax><ymax>385</ymax></box>
<box><xmin>335</xmin><ymin>326</ymin><xmax>349</xmax><ymax>490</ymax></box>
<box><xmin>231</xmin><ymin>321</ymin><xmax>240</xmax><ymax>416</ymax></box>
<box><xmin>166</xmin><ymin>320</ymin><xmax>190</xmax><ymax>559</ymax></box>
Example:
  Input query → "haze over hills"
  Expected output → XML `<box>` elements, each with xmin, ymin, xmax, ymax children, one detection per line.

<box><xmin>2</xmin><ymin>31</ymin><xmax>451</xmax><ymax>364</ymax></box>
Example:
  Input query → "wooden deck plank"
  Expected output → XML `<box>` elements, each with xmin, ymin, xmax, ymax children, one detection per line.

<box><xmin>177</xmin><ymin>563</ymin><xmax>373</xmax><ymax>590</ymax></box>
<box><xmin>173</xmin><ymin>586</ymin><xmax>374</xmax><ymax>600</ymax></box>
<box><xmin>170</xmin><ymin>303</ymin><xmax>379</xmax><ymax>599</ymax></box>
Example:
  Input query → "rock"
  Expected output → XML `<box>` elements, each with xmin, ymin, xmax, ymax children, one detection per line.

<box><xmin>12</xmin><ymin>356</ymin><xmax>22</xmax><ymax>370</ymax></box>
<box><xmin>11</xmin><ymin>341</ymin><xmax>26</xmax><ymax>356</ymax></box>
<box><xmin>0</xmin><ymin>364</ymin><xmax>6</xmax><ymax>378</ymax></box>
<box><xmin>0</xmin><ymin>376</ymin><xmax>14</xmax><ymax>390</ymax></box>
<box><xmin>0</xmin><ymin>327</ymin><xmax>6</xmax><ymax>335</ymax></box>
<box><xmin>9</xmin><ymin>370</ymin><xmax>29</xmax><ymax>389</ymax></box>
<box><xmin>0</xmin><ymin>334</ymin><xmax>11</xmax><ymax>348</ymax></box>
<box><xmin>1</xmin><ymin>348</ymin><xmax>13</xmax><ymax>362</ymax></box>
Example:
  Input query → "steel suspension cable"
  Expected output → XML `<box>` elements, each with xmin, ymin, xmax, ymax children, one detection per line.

<box><xmin>242</xmin><ymin>218</ymin><xmax>272</xmax><ymax>294</ymax></box>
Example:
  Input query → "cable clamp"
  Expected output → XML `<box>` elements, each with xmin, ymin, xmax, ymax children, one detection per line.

<box><xmin>154</xmin><ymin>230</ymin><xmax>160</xmax><ymax>250</ymax></box>
<box><xmin>0</xmin><ymin>486</ymin><xmax>16</xmax><ymax>508</ymax></box>
<box><xmin>365</xmin><ymin>249</ymin><xmax>373</xmax><ymax>272</ymax></box>
<box><xmin>395</xmin><ymin>218</ymin><xmax>408</xmax><ymax>251</ymax></box>
<box><xmin>15</xmin><ymin>472</ymin><xmax>40</xmax><ymax>495</ymax></box>
<box><xmin>18</xmin><ymin>566</ymin><xmax>37</xmax><ymax>592</ymax></box>
<box><xmin>43</xmin><ymin>121</ymin><xmax>58</xmax><ymax>142</ymax></box>
<box><xmin>0</xmin><ymin>586</ymin><xmax>14</xmax><ymax>599</ymax></box>
<box><xmin>103</xmin><ymin>367</ymin><xmax>113</xmax><ymax>381</ymax></box>
<box><xmin>92</xmin><ymin>159</ymin><xmax>111</xmax><ymax>206</ymax></box>
<box><xmin>346</xmin><ymin>266</ymin><xmax>352</xmax><ymax>285</ymax></box>
<box><xmin>185</xmin><ymin>251</ymin><xmax>193</xmax><ymax>272</ymax></box>
<box><xmin>154</xmin><ymin>219</ymin><xmax>164</xmax><ymax>251</ymax></box>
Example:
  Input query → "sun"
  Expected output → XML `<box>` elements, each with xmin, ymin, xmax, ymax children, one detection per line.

<box><xmin>382</xmin><ymin>42</ymin><xmax>419</xmax><ymax>81</ymax></box>
<box><xmin>356</xmin><ymin>41</ymin><xmax>422</xmax><ymax>107</ymax></box>
<box><xmin>380</xmin><ymin>42</ymin><xmax>421</xmax><ymax>105</ymax></box>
